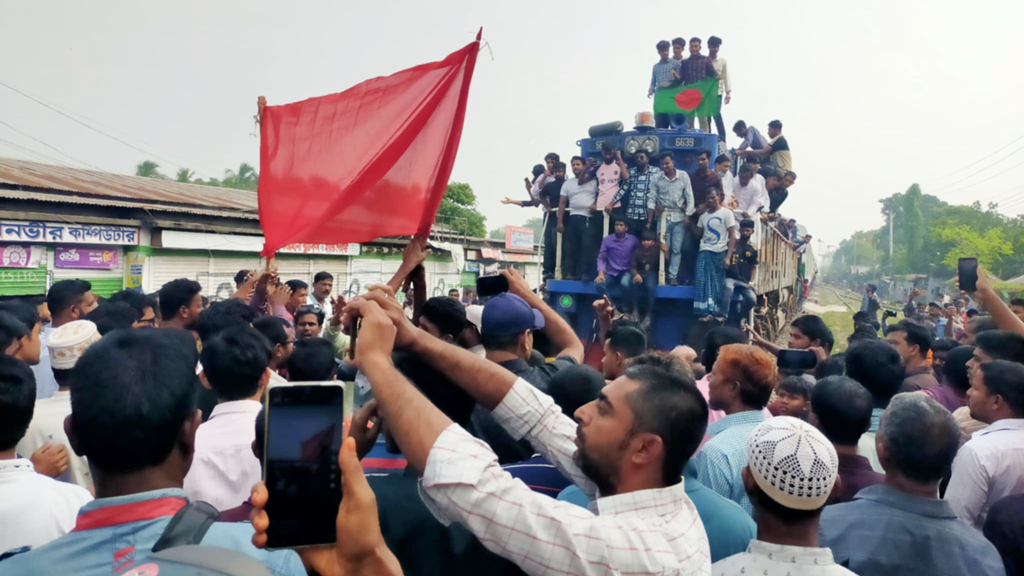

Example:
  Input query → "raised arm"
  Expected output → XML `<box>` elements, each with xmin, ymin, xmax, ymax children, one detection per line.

<box><xmin>386</xmin><ymin>236</ymin><xmax>430</xmax><ymax>295</ymax></box>
<box><xmin>971</xmin><ymin>267</ymin><xmax>1024</xmax><ymax>336</ymax></box>
<box><xmin>501</xmin><ymin>268</ymin><xmax>584</xmax><ymax>361</ymax></box>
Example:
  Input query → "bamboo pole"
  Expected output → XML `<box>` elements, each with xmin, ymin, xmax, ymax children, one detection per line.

<box><xmin>257</xmin><ymin>96</ymin><xmax>276</xmax><ymax>271</ymax></box>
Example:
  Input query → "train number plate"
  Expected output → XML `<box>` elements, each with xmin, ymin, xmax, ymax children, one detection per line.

<box><xmin>674</xmin><ymin>137</ymin><xmax>695</xmax><ymax>148</ymax></box>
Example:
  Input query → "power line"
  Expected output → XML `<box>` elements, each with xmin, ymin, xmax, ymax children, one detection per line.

<box><xmin>930</xmin><ymin>158</ymin><xmax>1024</xmax><ymax>198</ymax></box>
<box><xmin>921</xmin><ymin>134</ymin><xmax>1024</xmax><ymax>185</ymax></box>
<box><xmin>934</xmin><ymin>143</ymin><xmax>1024</xmax><ymax>197</ymax></box>
<box><xmin>0</xmin><ymin>119</ymin><xmax>103</xmax><ymax>170</ymax></box>
<box><xmin>0</xmin><ymin>79</ymin><xmax>212</xmax><ymax>179</ymax></box>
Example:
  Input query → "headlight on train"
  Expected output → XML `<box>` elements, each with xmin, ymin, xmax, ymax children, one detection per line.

<box><xmin>624</xmin><ymin>137</ymin><xmax>640</xmax><ymax>155</ymax></box>
<box><xmin>641</xmin><ymin>137</ymin><xmax>659</xmax><ymax>154</ymax></box>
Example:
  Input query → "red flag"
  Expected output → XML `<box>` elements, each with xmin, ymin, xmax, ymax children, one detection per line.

<box><xmin>258</xmin><ymin>31</ymin><xmax>481</xmax><ymax>256</ymax></box>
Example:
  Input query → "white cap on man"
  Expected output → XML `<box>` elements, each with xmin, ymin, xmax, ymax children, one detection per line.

<box><xmin>747</xmin><ymin>416</ymin><xmax>839</xmax><ymax>510</ymax></box>
<box><xmin>47</xmin><ymin>320</ymin><xmax>101</xmax><ymax>370</ymax></box>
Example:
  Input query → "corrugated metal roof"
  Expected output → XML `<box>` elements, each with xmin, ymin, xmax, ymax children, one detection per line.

<box><xmin>0</xmin><ymin>158</ymin><xmax>258</xmax><ymax>216</ymax></box>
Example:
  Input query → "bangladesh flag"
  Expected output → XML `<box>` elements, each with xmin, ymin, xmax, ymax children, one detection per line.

<box><xmin>654</xmin><ymin>78</ymin><xmax>720</xmax><ymax>117</ymax></box>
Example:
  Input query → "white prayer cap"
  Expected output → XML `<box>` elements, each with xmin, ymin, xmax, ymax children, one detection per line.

<box><xmin>747</xmin><ymin>416</ymin><xmax>839</xmax><ymax>510</ymax></box>
<box><xmin>47</xmin><ymin>320</ymin><xmax>101</xmax><ymax>370</ymax></box>
<box><xmin>465</xmin><ymin>305</ymin><xmax>483</xmax><ymax>331</ymax></box>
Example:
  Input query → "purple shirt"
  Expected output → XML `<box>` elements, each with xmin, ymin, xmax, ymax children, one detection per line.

<box><xmin>917</xmin><ymin>384</ymin><xmax>968</xmax><ymax>413</ymax></box>
<box><xmin>597</xmin><ymin>233</ymin><xmax>640</xmax><ymax>275</ymax></box>
<box><xmin>831</xmin><ymin>452</ymin><xmax>884</xmax><ymax>505</ymax></box>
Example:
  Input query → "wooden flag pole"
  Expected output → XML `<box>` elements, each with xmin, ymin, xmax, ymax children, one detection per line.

<box><xmin>256</xmin><ymin>95</ymin><xmax>276</xmax><ymax>272</ymax></box>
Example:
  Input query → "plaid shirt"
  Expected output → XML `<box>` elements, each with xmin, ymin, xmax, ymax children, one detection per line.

<box><xmin>689</xmin><ymin>410</ymin><xmax>766</xmax><ymax>515</ymax></box>
<box><xmin>650</xmin><ymin>59</ymin><xmax>682</xmax><ymax>93</ymax></box>
<box><xmin>613</xmin><ymin>166</ymin><xmax>662</xmax><ymax>221</ymax></box>
<box><xmin>420</xmin><ymin>378</ymin><xmax>712</xmax><ymax>576</ymax></box>
<box><xmin>681</xmin><ymin>55</ymin><xmax>717</xmax><ymax>85</ymax></box>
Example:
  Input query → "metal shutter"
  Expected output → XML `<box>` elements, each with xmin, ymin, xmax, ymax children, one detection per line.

<box><xmin>0</xmin><ymin>264</ymin><xmax>48</xmax><ymax>296</ymax></box>
<box><xmin>149</xmin><ymin>253</ymin><xmax>211</xmax><ymax>294</ymax></box>
<box><xmin>273</xmin><ymin>257</ymin><xmax>313</xmax><ymax>286</ymax></box>
<box><xmin>426</xmin><ymin>257</ymin><xmax>461</xmax><ymax>298</ymax></box>
<box><xmin>309</xmin><ymin>257</ymin><xmax>350</xmax><ymax>299</ymax></box>
<box><xmin>346</xmin><ymin>257</ymin><xmax>383</xmax><ymax>297</ymax></box>
<box><xmin>206</xmin><ymin>255</ymin><xmax>262</xmax><ymax>301</ymax></box>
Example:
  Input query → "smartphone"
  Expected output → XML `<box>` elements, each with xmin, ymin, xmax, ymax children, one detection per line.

<box><xmin>476</xmin><ymin>274</ymin><xmax>509</xmax><ymax>298</ymax></box>
<box><xmin>264</xmin><ymin>383</ymin><xmax>345</xmax><ymax>549</ymax></box>
<box><xmin>776</xmin><ymin>349</ymin><xmax>818</xmax><ymax>372</ymax></box>
<box><xmin>958</xmin><ymin>257</ymin><xmax>979</xmax><ymax>292</ymax></box>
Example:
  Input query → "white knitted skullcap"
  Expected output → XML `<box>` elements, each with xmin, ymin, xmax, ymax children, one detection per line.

<box><xmin>47</xmin><ymin>320</ymin><xmax>101</xmax><ymax>370</ymax></box>
<box><xmin>747</xmin><ymin>416</ymin><xmax>839</xmax><ymax>510</ymax></box>
<box><xmin>465</xmin><ymin>305</ymin><xmax>484</xmax><ymax>331</ymax></box>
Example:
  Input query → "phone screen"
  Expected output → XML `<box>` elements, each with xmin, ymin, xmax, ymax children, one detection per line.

<box><xmin>958</xmin><ymin>258</ymin><xmax>979</xmax><ymax>292</ymax></box>
<box><xmin>476</xmin><ymin>274</ymin><xmax>509</xmax><ymax>298</ymax></box>
<box><xmin>264</xmin><ymin>384</ymin><xmax>345</xmax><ymax>549</ymax></box>
<box><xmin>776</xmin><ymin>349</ymin><xmax>818</xmax><ymax>372</ymax></box>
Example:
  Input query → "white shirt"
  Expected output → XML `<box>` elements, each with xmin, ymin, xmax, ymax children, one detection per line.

<box><xmin>710</xmin><ymin>56</ymin><xmax>730</xmax><ymax>95</ymax></box>
<box><xmin>713</xmin><ymin>540</ymin><xmax>856</xmax><ymax>576</ymax></box>
<box><xmin>307</xmin><ymin>292</ymin><xmax>332</xmax><ymax>336</ymax></box>
<box><xmin>419</xmin><ymin>378</ymin><xmax>712</xmax><ymax>575</ymax></box>
<box><xmin>16</xmin><ymin>390</ymin><xmax>93</xmax><ymax>491</ymax></box>
<box><xmin>183</xmin><ymin>400</ymin><xmax>263</xmax><ymax>512</ymax></box>
<box><xmin>946</xmin><ymin>418</ymin><xmax>1024</xmax><ymax>528</ymax></box>
<box><xmin>698</xmin><ymin>208</ymin><xmax>737</xmax><ymax>252</ymax></box>
<box><xmin>0</xmin><ymin>458</ymin><xmax>92</xmax><ymax>553</ymax></box>
<box><xmin>30</xmin><ymin>325</ymin><xmax>59</xmax><ymax>400</ymax></box>
<box><xmin>531</xmin><ymin>173</ymin><xmax>555</xmax><ymax>213</ymax></box>
<box><xmin>560</xmin><ymin>177</ymin><xmax>598</xmax><ymax>217</ymax></box>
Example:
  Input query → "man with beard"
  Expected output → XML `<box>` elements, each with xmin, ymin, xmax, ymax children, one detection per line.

<box><xmin>610</xmin><ymin>150</ymin><xmax>660</xmax><ymax>236</ymax></box>
<box><xmin>158</xmin><ymin>278</ymin><xmax>204</xmax><ymax>332</ymax></box>
<box><xmin>325</xmin><ymin>287</ymin><xmax>713</xmax><ymax>574</ymax></box>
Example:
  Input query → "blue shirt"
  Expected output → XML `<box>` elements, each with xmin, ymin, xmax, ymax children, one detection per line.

<box><xmin>819</xmin><ymin>485</ymin><xmax>1004</xmax><ymax>576</ymax></box>
<box><xmin>502</xmin><ymin>454</ymin><xmax>573</xmax><ymax>498</ymax></box>
<box><xmin>0</xmin><ymin>488</ymin><xmax>305</xmax><ymax>576</ymax></box>
<box><xmin>689</xmin><ymin>410</ymin><xmax>766</xmax><ymax>515</ymax></box>
<box><xmin>650</xmin><ymin>59</ymin><xmax>682</xmax><ymax>93</ymax></box>
<box><xmin>935</xmin><ymin>317</ymin><xmax>948</xmax><ymax>338</ymax></box>
<box><xmin>558</xmin><ymin>474</ymin><xmax>755</xmax><ymax>563</ymax></box>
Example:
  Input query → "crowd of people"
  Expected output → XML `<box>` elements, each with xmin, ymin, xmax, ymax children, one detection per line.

<box><xmin>1</xmin><ymin>228</ymin><xmax>1023</xmax><ymax>575</ymax></box>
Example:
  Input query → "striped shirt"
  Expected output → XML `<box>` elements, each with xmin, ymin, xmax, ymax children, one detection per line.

<box><xmin>690</xmin><ymin>410</ymin><xmax>767</xmax><ymax>515</ymax></box>
<box><xmin>419</xmin><ymin>378</ymin><xmax>712</xmax><ymax>575</ymax></box>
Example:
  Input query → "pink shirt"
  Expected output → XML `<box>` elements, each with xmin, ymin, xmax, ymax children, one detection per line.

<box><xmin>695</xmin><ymin>375</ymin><xmax>772</xmax><ymax>452</ymax></box>
<box><xmin>595</xmin><ymin>163</ymin><xmax>622</xmax><ymax>209</ymax></box>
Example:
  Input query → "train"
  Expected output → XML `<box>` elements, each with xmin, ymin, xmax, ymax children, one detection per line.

<box><xmin>544</xmin><ymin>115</ymin><xmax>813</xmax><ymax>350</ymax></box>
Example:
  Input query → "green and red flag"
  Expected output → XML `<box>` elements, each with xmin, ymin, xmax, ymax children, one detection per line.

<box><xmin>653</xmin><ymin>78</ymin><xmax>720</xmax><ymax>117</ymax></box>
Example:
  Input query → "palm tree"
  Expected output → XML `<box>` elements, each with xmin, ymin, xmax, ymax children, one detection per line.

<box><xmin>135</xmin><ymin>160</ymin><xmax>166</xmax><ymax>179</ymax></box>
<box><xmin>174</xmin><ymin>168</ymin><xmax>195</xmax><ymax>183</ymax></box>
<box><xmin>222</xmin><ymin>162</ymin><xmax>258</xmax><ymax>191</ymax></box>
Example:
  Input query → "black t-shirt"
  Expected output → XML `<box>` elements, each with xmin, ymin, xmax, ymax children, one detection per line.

<box><xmin>540</xmin><ymin>178</ymin><xmax>565</xmax><ymax>208</ymax></box>
<box><xmin>771</xmin><ymin>135</ymin><xmax>790</xmax><ymax>154</ymax></box>
<box><xmin>726</xmin><ymin>243</ymin><xmax>758</xmax><ymax>282</ymax></box>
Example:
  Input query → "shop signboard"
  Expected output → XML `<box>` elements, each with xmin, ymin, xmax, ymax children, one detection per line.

<box><xmin>55</xmin><ymin>247</ymin><xmax>120</xmax><ymax>270</ymax></box>
<box><xmin>0</xmin><ymin>244</ymin><xmax>44</xmax><ymax>268</ymax></box>
<box><xmin>0</xmin><ymin>220</ymin><xmax>139</xmax><ymax>245</ymax></box>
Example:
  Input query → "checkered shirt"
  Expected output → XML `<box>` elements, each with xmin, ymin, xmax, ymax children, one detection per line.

<box><xmin>613</xmin><ymin>166</ymin><xmax>663</xmax><ymax>222</ymax></box>
<box><xmin>690</xmin><ymin>410</ymin><xmax>767</xmax><ymax>515</ymax></box>
<box><xmin>650</xmin><ymin>59</ymin><xmax>682</xmax><ymax>93</ymax></box>
<box><xmin>420</xmin><ymin>378</ymin><xmax>712</xmax><ymax>576</ymax></box>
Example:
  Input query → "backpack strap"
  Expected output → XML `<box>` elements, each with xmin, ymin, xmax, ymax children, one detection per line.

<box><xmin>152</xmin><ymin>501</ymin><xmax>219</xmax><ymax>553</ymax></box>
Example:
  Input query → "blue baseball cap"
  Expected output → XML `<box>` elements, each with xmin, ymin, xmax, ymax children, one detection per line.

<box><xmin>481</xmin><ymin>293</ymin><xmax>545</xmax><ymax>336</ymax></box>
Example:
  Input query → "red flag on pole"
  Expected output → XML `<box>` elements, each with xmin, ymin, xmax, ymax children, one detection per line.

<box><xmin>257</xmin><ymin>30</ymin><xmax>481</xmax><ymax>256</ymax></box>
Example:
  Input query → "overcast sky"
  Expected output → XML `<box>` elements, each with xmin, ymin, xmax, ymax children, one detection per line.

<box><xmin>2</xmin><ymin>0</ymin><xmax>1023</xmax><ymax>251</ymax></box>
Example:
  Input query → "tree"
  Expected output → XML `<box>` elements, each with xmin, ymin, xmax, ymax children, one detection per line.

<box><xmin>523</xmin><ymin>217</ymin><xmax>544</xmax><ymax>240</ymax></box>
<box><xmin>488</xmin><ymin>228</ymin><xmax>505</xmax><ymax>240</ymax></box>
<box><xmin>900</xmin><ymin>184</ymin><xmax>924</xmax><ymax>271</ymax></box>
<box><xmin>933</xmin><ymin>225</ymin><xmax>1013</xmax><ymax>271</ymax></box>
<box><xmin>437</xmin><ymin>182</ymin><xmax>487</xmax><ymax>238</ymax></box>
<box><xmin>135</xmin><ymin>160</ymin><xmax>165</xmax><ymax>179</ymax></box>
<box><xmin>175</xmin><ymin>168</ymin><xmax>195</xmax><ymax>183</ymax></box>
<box><xmin>222</xmin><ymin>162</ymin><xmax>259</xmax><ymax>191</ymax></box>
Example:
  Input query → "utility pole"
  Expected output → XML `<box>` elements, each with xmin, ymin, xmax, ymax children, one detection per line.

<box><xmin>889</xmin><ymin>209</ymin><xmax>894</xmax><ymax>272</ymax></box>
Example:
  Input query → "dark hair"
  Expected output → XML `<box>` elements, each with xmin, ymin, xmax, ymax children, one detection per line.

<box><xmin>813</xmin><ymin>354</ymin><xmax>846</xmax><ymax>379</ymax></box>
<box><xmin>733</xmin><ymin>120</ymin><xmax>747</xmax><ymax>132</ymax></box>
<box><xmin>852</xmin><ymin>311</ymin><xmax>872</xmax><ymax>325</ymax></box>
<box><xmin>707</xmin><ymin>35</ymin><xmax>722</xmax><ymax>47</ymax></box>
<box><xmin>622</xmin><ymin>363</ymin><xmax>707</xmax><ymax>486</ymax></box>
<box><xmin>633</xmin><ymin>150</ymin><xmax>648</xmax><ymax>160</ymax></box>
<box><xmin>606</xmin><ymin>326</ymin><xmax>647</xmax><ymax>360</ymax></box>
<box><xmin>313</xmin><ymin>271</ymin><xmax>334</xmax><ymax>284</ymax></box>
<box><xmin>689</xmin><ymin>36</ymin><xmax>701</xmax><ymax>44</ymax></box>
<box><xmin>932</xmin><ymin>338</ymin><xmax>958</xmax><ymax>355</ymax></box>
<box><xmin>571</xmin><ymin>155</ymin><xmax>584</xmax><ymax>165</ymax></box>
<box><xmin>158</xmin><ymin>279</ymin><xmax>202</xmax><ymax>321</ymax></box>
<box><xmin>811</xmin><ymin>376</ymin><xmax>874</xmax><ymax>445</ymax></box>
<box><xmin>0</xmin><ymin>312</ymin><xmax>28</xmax><ymax>353</ymax></box>
<box><xmin>421</xmin><ymin>297</ymin><xmax>467</xmax><ymax>339</ymax></box>
<box><xmin>967</xmin><ymin>315</ymin><xmax>998</xmax><ymax>336</ymax></box>
<box><xmin>966</xmin><ymin>309</ymin><xmax>980</xmax><ymax>319</ymax></box>
<box><xmin>890</xmin><ymin>320</ymin><xmax>932</xmax><ymax>358</ymax></box>
<box><xmin>845</xmin><ymin>340</ymin><xmax>904</xmax><ymax>406</ymax></box>
<box><xmin>657</xmin><ymin>40</ymin><xmax>671</xmax><ymax>51</ymax></box>
<box><xmin>778</xmin><ymin>375</ymin><xmax>812</xmax><ymax>399</ymax></box>
<box><xmin>532</xmin><ymin>164</ymin><xmax>545</xmax><ymax>178</ymax></box>
<box><xmin>0</xmin><ymin>356</ymin><xmax>35</xmax><ymax>450</ymax></box>
<box><xmin>294</xmin><ymin>305</ymin><xmax>325</xmax><ymax>329</ymax></box>
<box><xmin>697</xmin><ymin>149</ymin><xmax>711</xmax><ymax>160</ymax></box>
<box><xmin>979</xmin><ymin>360</ymin><xmax>1024</xmax><ymax>416</ymax></box>
<box><xmin>641</xmin><ymin>229</ymin><xmax>658</xmax><ymax>242</ymax></box>
<box><xmin>285</xmin><ymin>279</ymin><xmax>308</xmax><ymax>294</ymax></box>
<box><xmin>975</xmin><ymin>330</ymin><xmax>1024</xmax><ymax>364</ymax></box>
<box><xmin>658</xmin><ymin>152</ymin><xmax>674</xmax><ymax>164</ymax></box>
<box><xmin>714</xmin><ymin>154</ymin><xmax>730</xmax><ymax>165</ymax></box>
<box><xmin>738</xmin><ymin>163</ymin><xmax>756</xmax><ymax>175</ymax></box>
<box><xmin>108</xmin><ymin>289</ymin><xmax>157</xmax><ymax>320</ymax></box>
<box><xmin>544</xmin><ymin>152</ymin><xmax>560</xmax><ymax>163</ymax></box>
<box><xmin>196</xmin><ymin>299</ymin><xmax>257</xmax><ymax>342</ymax></box>
<box><xmin>233</xmin><ymin>270</ymin><xmax>252</xmax><ymax>287</ymax></box>
<box><xmin>791</xmin><ymin>315</ymin><xmax>834</xmax><ymax>352</ymax></box>
<box><xmin>601</xmin><ymin>142</ymin><xmax>614</xmax><ymax>154</ymax></box>
<box><xmin>701</xmin><ymin>327</ymin><xmax>749</xmax><ymax>371</ymax></box>
<box><xmin>253</xmin><ymin>316</ymin><xmax>291</xmax><ymax>347</ymax></box>
<box><xmin>671</xmin><ymin>37</ymin><xmax>685</xmax><ymax>47</ymax></box>
<box><xmin>201</xmin><ymin>328</ymin><xmax>272</xmax><ymax>401</ymax></box>
<box><xmin>0</xmin><ymin>300</ymin><xmax>40</xmax><ymax>332</ymax></box>
<box><xmin>86</xmin><ymin>302</ymin><xmax>138</xmax><ymax>335</ymax></box>
<box><xmin>553</xmin><ymin>161</ymin><xmax>567</xmax><ymax>172</ymax></box>
<box><xmin>879</xmin><ymin>394</ymin><xmax>960</xmax><ymax>483</ymax></box>
<box><xmin>943</xmin><ymin>345</ymin><xmax>975</xmax><ymax>392</ymax></box>
<box><xmin>768</xmin><ymin>119</ymin><xmax>783</xmax><ymax>130</ymax></box>
<box><xmin>867</xmin><ymin>284</ymin><xmax>877</xmax><ymax>292</ymax></box>
<box><xmin>548</xmin><ymin>364</ymin><xmax>604</xmax><ymax>417</ymax></box>
<box><xmin>1011</xmin><ymin>298</ymin><xmax>1024</xmax><ymax>308</ymax></box>
<box><xmin>739</xmin><ymin>219</ymin><xmax>755</xmax><ymax>230</ymax></box>
<box><xmin>71</xmin><ymin>329</ymin><xmax>199</xmax><ymax>474</ymax></box>
<box><xmin>287</xmin><ymin>339</ymin><xmax>336</xmax><ymax>381</ymax></box>
<box><xmin>785</xmin><ymin>171</ymin><xmax>797</xmax><ymax>181</ymax></box>
<box><xmin>847</xmin><ymin>323</ymin><xmax>879</xmax><ymax>344</ymax></box>
<box><xmin>46</xmin><ymin>279</ymin><xmax>93</xmax><ymax>317</ymax></box>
